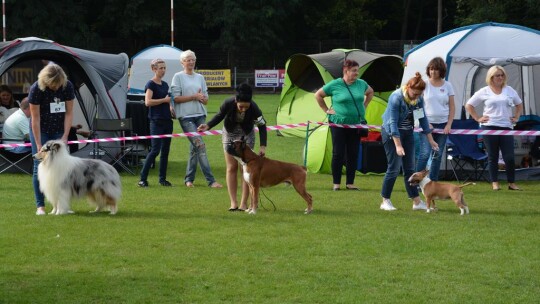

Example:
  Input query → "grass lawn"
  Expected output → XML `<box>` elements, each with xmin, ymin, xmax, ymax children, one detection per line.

<box><xmin>1</xmin><ymin>94</ymin><xmax>539</xmax><ymax>303</ymax></box>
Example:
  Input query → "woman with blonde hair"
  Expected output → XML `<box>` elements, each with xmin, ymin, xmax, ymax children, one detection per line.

<box><xmin>465</xmin><ymin>65</ymin><xmax>523</xmax><ymax>191</ymax></box>
<box><xmin>28</xmin><ymin>63</ymin><xmax>75</xmax><ymax>215</ymax></box>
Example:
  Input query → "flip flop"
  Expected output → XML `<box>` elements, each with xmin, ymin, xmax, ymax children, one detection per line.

<box><xmin>228</xmin><ymin>207</ymin><xmax>239</xmax><ymax>212</ymax></box>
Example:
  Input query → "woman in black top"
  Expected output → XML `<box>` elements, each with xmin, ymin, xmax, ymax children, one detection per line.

<box><xmin>137</xmin><ymin>58</ymin><xmax>174</xmax><ymax>187</ymax></box>
<box><xmin>198</xmin><ymin>83</ymin><xmax>267</xmax><ymax>211</ymax></box>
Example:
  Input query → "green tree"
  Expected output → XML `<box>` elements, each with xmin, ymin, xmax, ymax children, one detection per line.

<box><xmin>5</xmin><ymin>0</ymin><xmax>101</xmax><ymax>49</ymax></box>
<box><xmin>455</xmin><ymin>0</ymin><xmax>540</xmax><ymax>28</ymax></box>
<box><xmin>200</xmin><ymin>0</ymin><xmax>303</xmax><ymax>67</ymax></box>
<box><xmin>95</xmin><ymin>0</ymin><xmax>171</xmax><ymax>55</ymax></box>
<box><xmin>304</xmin><ymin>0</ymin><xmax>385</xmax><ymax>45</ymax></box>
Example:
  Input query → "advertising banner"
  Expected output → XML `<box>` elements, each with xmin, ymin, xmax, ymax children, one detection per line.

<box><xmin>198</xmin><ymin>69</ymin><xmax>231</xmax><ymax>88</ymax></box>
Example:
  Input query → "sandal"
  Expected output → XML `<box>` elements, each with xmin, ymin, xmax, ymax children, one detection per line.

<box><xmin>185</xmin><ymin>181</ymin><xmax>194</xmax><ymax>188</ymax></box>
<box><xmin>209</xmin><ymin>182</ymin><xmax>223</xmax><ymax>188</ymax></box>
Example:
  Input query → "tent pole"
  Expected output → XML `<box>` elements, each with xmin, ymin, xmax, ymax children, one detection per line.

<box><xmin>303</xmin><ymin>121</ymin><xmax>310</xmax><ymax>167</ymax></box>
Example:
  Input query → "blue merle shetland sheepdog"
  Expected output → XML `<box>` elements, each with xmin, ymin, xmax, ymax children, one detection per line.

<box><xmin>34</xmin><ymin>140</ymin><xmax>121</xmax><ymax>215</ymax></box>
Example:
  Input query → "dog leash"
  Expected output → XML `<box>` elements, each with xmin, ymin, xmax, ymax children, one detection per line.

<box><xmin>259</xmin><ymin>189</ymin><xmax>277</xmax><ymax>212</ymax></box>
<box><xmin>425</xmin><ymin>150</ymin><xmax>438</xmax><ymax>170</ymax></box>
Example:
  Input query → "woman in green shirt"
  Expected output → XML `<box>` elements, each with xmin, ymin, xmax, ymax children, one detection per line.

<box><xmin>314</xmin><ymin>59</ymin><xmax>374</xmax><ymax>191</ymax></box>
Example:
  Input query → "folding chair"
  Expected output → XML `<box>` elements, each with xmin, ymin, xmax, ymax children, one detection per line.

<box><xmin>92</xmin><ymin>118</ymin><xmax>142</xmax><ymax>175</ymax></box>
<box><xmin>445</xmin><ymin>119</ymin><xmax>488</xmax><ymax>182</ymax></box>
<box><xmin>0</xmin><ymin>138</ymin><xmax>32</xmax><ymax>174</ymax></box>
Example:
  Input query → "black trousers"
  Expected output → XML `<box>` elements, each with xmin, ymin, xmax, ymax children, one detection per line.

<box><xmin>330</xmin><ymin>126</ymin><xmax>360</xmax><ymax>185</ymax></box>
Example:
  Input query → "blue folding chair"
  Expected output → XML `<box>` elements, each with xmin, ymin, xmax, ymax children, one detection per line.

<box><xmin>446</xmin><ymin>119</ymin><xmax>488</xmax><ymax>182</ymax></box>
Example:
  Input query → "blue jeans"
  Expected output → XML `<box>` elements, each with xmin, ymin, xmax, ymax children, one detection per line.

<box><xmin>481</xmin><ymin>126</ymin><xmax>515</xmax><ymax>183</ymax></box>
<box><xmin>381</xmin><ymin>128</ymin><xmax>419</xmax><ymax>199</ymax></box>
<box><xmin>178</xmin><ymin>115</ymin><xmax>216</xmax><ymax>185</ymax></box>
<box><xmin>30</xmin><ymin>130</ymin><xmax>63</xmax><ymax>208</ymax></box>
<box><xmin>416</xmin><ymin>122</ymin><xmax>448</xmax><ymax>181</ymax></box>
<box><xmin>140</xmin><ymin>119</ymin><xmax>173</xmax><ymax>183</ymax></box>
<box><xmin>7</xmin><ymin>146</ymin><xmax>32</xmax><ymax>154</ymax></box>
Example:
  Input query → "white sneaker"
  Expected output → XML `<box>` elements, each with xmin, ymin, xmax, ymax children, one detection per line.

<box><xmin>36</xmin><ymin>208</ymin><xmax>46</xmax><ymax>215</ymax></box>
<box><xmin>380</xmin><ymin>199</ymin><xmax>397</xmax><ymax>211</ymax></box>
<box><xmin>413</xmin><ymin>200</ymin><xmax>427</xmax><ymax>211</ymax></box>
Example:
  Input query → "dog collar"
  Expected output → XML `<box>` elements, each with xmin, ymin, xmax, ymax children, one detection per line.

<box><xmin>419</xmin><ymin>176</ymin><xmax>431</xmax><ymax>190</ymax></box>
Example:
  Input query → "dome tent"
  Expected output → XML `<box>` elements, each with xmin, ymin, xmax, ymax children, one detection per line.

<box><xmin>403</xmin><ymin>22</ymin><xmax>540</xmax><ymax>180</ymax></box>
<box><xmin>128</xmin><ymin>44</ymin><xmax>183</xmax><ymax>95</ymax></box>
<box><xmin>277</xmin><ymin>49</ymin><xmax>403</xmax><ymax>173</ymax></box>
<box><xmin>0</xmin><ymin>37</ymin><xmax>129</xmax><ymax>157</ymax></box>
<box><xmin>403</xmin><ymin>22</ymin><xmax>540</xmax><ymax>118</ymax></box>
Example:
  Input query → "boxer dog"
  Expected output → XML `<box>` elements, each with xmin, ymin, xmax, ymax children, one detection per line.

<box><xmin>226</xmin><ymin>139</ymin><xmax>313</xmax><ymax>215</ymax></box>
<box><xmin>408</xmin><ymin>169</ymin><xmax>473</xmax><ymax>215</ymax></box>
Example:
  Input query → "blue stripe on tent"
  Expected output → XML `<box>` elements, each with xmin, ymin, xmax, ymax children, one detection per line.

<box><xmin>403</xmin><ymin>22</ymin><xmax>540</xmax><ymax>62</ymax></box>
<box><xmin>128</xmin><ymin>88</ymin><xmax>145</xmax><ymax>94</ymax></box>
<box><xmin>445</xmin><ymin>22</ymin><xmax>540</xmax><ymax>78</ymax></box>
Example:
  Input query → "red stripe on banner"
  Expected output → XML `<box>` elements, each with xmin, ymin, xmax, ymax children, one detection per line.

<box><xmin>1</xmin><ymin>122</ymin><xmax>539</xmax><ymax>149</ymax></box>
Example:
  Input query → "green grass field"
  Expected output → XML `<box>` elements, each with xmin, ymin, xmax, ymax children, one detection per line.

<box><xmin>1</xmin><ymin>94</ymin><xmax>539</xmax><ymax>303</ymax></box>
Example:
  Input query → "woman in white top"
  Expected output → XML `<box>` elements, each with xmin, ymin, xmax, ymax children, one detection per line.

<box><xmin>465</xmin><ymin>65</ymin><xmax>523</xmax><ymax>191</ymax></box>
<box><xmin>416</xmin><ymin>57</ymin><xmax>455</xmax><ymax>180</ymax></box>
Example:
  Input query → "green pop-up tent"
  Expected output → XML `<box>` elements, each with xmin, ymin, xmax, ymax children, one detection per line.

<box><xmin>277</xmin><ymin>49</ymin><xmax>403</xmax><ymax>173</ymax></box>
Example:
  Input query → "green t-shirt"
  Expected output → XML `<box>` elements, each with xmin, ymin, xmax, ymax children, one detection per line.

<box><xmin>323</xmin><ymin>78</ymin><xmax>368</xmax><ymax>124</ymax></box>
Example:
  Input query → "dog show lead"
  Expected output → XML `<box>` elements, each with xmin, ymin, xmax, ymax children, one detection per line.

<box><xmin>197</xmin><ymin>83</ymin><xmax>267</xmax><ymax>212</ymax></box>
<box><xmin>379</xmin><ymin>72</ymin><xmax>438</xmax><ymax>211</ymax></box>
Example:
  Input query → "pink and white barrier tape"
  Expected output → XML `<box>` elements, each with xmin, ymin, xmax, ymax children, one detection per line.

<box><xmin>1</xmin><ymin>121</ymin><xmax>538</xmax><ymax>149</ymax></box>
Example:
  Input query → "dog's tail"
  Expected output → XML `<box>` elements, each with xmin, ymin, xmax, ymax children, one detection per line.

<box><xmin>459</xmin><ymin>182</ymin><xmax>476</xmax><ymax>188</ymax></box>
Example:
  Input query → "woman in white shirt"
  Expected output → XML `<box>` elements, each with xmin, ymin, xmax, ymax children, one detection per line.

<box><xmin>416</xmin><ymin>57</ymin><xmax>455</xmax><ymax>180</ymax></box>
<box><xmin>465</xmin><ymin>65</ymin><xmax>523</xmax><ymax>191</ymax></box>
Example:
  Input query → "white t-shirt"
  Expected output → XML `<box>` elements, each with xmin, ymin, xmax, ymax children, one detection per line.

<box><xmin>2</xmin><ymin>108</ymin><xmax>30</xmax><ymax>150</ymax></box>
<box><xmin>423</xmin><ymin>80</ymin><xmax>455</xmax><ymax>124</ymax></box>
<box><xmin>466</xmin><ymin>86</ymin><xmax>522</xmax><ymax>128</ymax></box>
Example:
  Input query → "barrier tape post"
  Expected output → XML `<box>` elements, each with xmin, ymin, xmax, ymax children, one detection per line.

<box><xmin>303</xmin><ymin>121</ymin><xmax>310</xmax><ymax>167</ymax></box>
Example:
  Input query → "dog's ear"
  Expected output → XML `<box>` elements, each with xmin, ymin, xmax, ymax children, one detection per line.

<box><xmin>53</xmin><ymin>141</ymin><xmax>63</xmax><ymax>151</ymax></box>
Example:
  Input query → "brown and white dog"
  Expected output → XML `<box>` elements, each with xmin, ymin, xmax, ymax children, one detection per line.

<box><xmin>408</xmin><ymin>169</ymin><xmax>473</xmax><ymax>215</ymax></box>
<box><xmin>34</xmin><ymin>140</ymin><xmax>121</xmax><ymax>215</ymax></box>
<box><xmin>226</xmin><ymin>139</ymin><xmax>313</xmax><ymax>215</ymax></box>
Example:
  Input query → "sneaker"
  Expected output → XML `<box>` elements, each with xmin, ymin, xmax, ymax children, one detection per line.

<box><xmin>138</xmin><ymin>180</ymin><xmax>148</xmax><ymax>187</ymax></box>
<box><xmin>36</xmin><ymin>208</ymin><xmax>46</xmax><ymax>215</ymax></box>
<box><xmin>380</xmin><ymin>199</ymin><xmax>397</xmax><ymax>211</ymax></box>
<box><xmin>412</xmin><ymin>200</ymin><xmax>428</xmax><ymax>210</ymax></box>
<box><xmin>159</xmin><ymin>180</ymin><xmax>172</xmax><ymax>187</ymax></box>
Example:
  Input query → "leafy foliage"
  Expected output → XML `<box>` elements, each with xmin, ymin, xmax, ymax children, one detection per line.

<box><xmin>2</xmin><ymin>0</ymin><xmax>539</xmax><ymax>64</ymax></box>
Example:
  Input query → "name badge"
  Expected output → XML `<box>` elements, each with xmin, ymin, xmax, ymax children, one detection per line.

<box><xmin>50</xmin><ymin>101</ymin><xmax>66</xmax><ymax>113</ymax></box>
<box><xmin>413</xmin><ymin>108</ymin><xmax>425</xmax><ymax>120</ymax></box>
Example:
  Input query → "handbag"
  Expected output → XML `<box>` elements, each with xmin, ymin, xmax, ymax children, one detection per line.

<box><xmin>343</xmin><ymin>79</ymin><xmax>368</xmax><ymax>137</ymax></box>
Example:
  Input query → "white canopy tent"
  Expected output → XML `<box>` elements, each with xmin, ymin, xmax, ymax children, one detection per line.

<box><xmin>402</xmin><ymin>22</ymin><xmax>540</xmax><ymax>118</ymax></box>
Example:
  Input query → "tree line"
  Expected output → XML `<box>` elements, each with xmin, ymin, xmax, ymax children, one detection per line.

<box><xmin>5</xmin><ymin>0</ymin><xmax>539</xmax><ymax>69</ymax></box>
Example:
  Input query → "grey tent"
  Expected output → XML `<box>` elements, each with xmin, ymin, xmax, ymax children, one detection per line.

<box><xmin>0</xmin><ymin>37</ymin><xmax>129</xmax><ymax>157</ymax></box>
